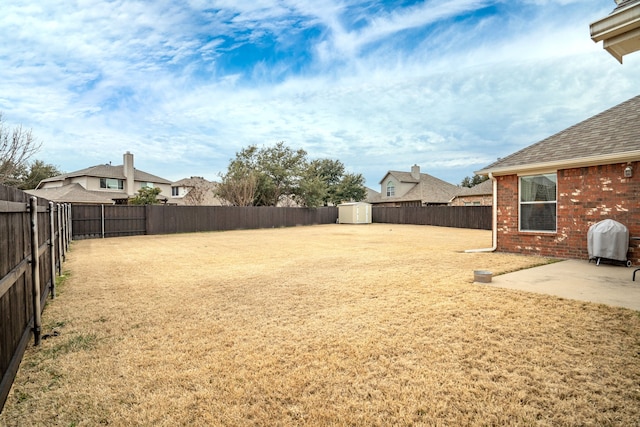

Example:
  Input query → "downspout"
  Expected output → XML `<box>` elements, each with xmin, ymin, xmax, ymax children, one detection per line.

<box><xmin>465</xmin><ymin>172</ymin><xmax>497</xmax><ymax>253</ymax></box>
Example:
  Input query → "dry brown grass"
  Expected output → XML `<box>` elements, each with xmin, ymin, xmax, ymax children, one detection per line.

<box><xmin>2</xmin><ymin>224</ymin><xmax>639</xmax><ymax>426</ymax></box>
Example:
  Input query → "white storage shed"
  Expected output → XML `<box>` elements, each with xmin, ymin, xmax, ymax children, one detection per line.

<box><xmin>338</xmin><ymin>202</ymin><xmax>372</xmax><ymax>224</ymax></box>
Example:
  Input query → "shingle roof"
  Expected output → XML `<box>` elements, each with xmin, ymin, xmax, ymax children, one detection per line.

<box><xmin>379</xmin><ymin>171</ymin><xmax>458</xmax><ymax>204</ymax></box>
<box><xmin>380</xmin><ymin>171</ymin><xmax>420</xmax><ymax>184</ymax></box>
<box><xmin>365</xmin><ymin>187</ymin><xmax>382</xmax><ymax>203</ymax></box>
<box><xmin>477</xmin><ymin>94</ymin><xmax>640</xmax><ymax>174</ymax></box>
<box><xmin>453</xmin><ymin>179</ymin><xmax>493</xmax><ymax>197</ymax></box>
<box><xmin>25</xmin><ymin>184</ymin><xmax>118</xmax><ymax>204</ymax></box>
<box><xmin>172</xmin><ymin>176</ymin><xmax>212</xmax><ymax>187</ymax></box>
<box><xmin>40</xmin><ymin>164</ymin><xmax>172</xmax><ymax>185</ymax></box>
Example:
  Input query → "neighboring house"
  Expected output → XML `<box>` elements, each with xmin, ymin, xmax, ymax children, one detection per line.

<box><xmin>449</xmin><ymin>179</ymin><xmax>493</xmax><ymax>206</ymax></box>
<box><xmin>25</xmin><ymin>183</ymin><xmax>118</xmax><ymax>205</ymax></box>
<box><xmin>29</xmin><ymin>152</ymin><xmax>172</xmax><ymax>204</ymax></box>
<box><xmin>170</xmin><ymin>176</ymin><xmax>223</xmax><ymax>206</ymax></box>
<box><xmin>367</xmin><ymin>165</ymin><xmax>459</xmax><ymax>206</ymax></box>
<box><xmin>590</xmin><ymin>0</ymin><xmax>640</xmax><ymax>63</ymax></box>
<box><xmin>476</xmin><ymin>94</ymin><xmax>640</xmax><ymax>264</ymax></box>
<box><xmin>365</xmin><ymin>187</ymin><xmax>382</xmax><ymax>203</ymax></box>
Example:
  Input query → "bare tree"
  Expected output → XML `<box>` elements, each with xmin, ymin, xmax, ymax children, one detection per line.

<box><xmin>0</xmin><ymin>113</ymin><xmax>41</xmax><ymax>186</ymax></box>
<box><xmin>216</xmin><ymin>170</ymin><xmax>258</xmax><ymax>206</ymax></box>
<box><xmin>183</xmin><ymin>184</ymin><xmax>207</xmax><ymax>205</ymax></box>
<box><xmin>181</xmin><ymin>177</ymin><xmax>219</xmax><ymax>206</ymax></box>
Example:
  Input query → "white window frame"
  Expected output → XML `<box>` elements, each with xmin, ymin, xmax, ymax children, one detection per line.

<box><xmin>519</xmin><ymin>172</ymin><xmax>557</xmax><ymax>233</ymax></box>
<box><xmin>100</xmin><ymin>178</ymin><xmax>124</xmax><ymax>190</ymax></box>
<box><xmin>386</xmin><ymin>180</ymin><xmax>395</xmax><ymax>197</ymax></box>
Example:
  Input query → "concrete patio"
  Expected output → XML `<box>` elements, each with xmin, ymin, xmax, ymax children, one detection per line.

<box><xmin>481</xmin><ymin>259</ymin><xmax>640</xmax><ymax>311</ymax></box>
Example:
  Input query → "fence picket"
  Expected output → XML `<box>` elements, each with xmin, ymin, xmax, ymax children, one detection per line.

<box><xmin>0</xmin><ymin>185</ymin><xmax>70</xmax><ymax>413</ymax></box>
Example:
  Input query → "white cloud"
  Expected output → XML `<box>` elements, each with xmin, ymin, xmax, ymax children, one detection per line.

<box><xmin>0</xmin><ymin>0</ymin><xmax>639</xmax><ymax>188</ymax></box>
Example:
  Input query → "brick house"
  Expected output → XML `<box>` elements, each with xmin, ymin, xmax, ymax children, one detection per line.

<box><xmin>449</xmin><ymin>179</ymin><xmax>493</xmax><ymax>206</ymax></box>
<box><xmin>476</xmin><ymin>94</ymin><xmax>640</xmax><ymax>264</ymax></box>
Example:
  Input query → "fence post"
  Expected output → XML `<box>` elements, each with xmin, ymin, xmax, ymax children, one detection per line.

<box><xmin>67</xmin><ymin>204</ymin><xmax>73</xmax><ymax>244</ymax></box>
<box><xmin>64</xmin><ymin>204</ymin><xmax>70</xmax><ymax>249</ymax></box>
<box><xmin>57</xmin><ymin>203</ymin><xmax>63</xmax><ymax>273</ymax></box>
<box><xmin>49</xmin><ymin>202</ymin><xmax>57</xmax><ymax>299</ymax></box>
<box><xmin>101</xmin><ymin>204</ymin><xmax>105</xmax><ymax>238</ymax></box>
<box><xmin>29</xmin><ymin>197</ymin><xmax>42</xmax><ymax>346</ymax></box>
<box><xmin>62</xmin><ymin>204</ymin><xmax>69</xmax><ymax>252</ymax></box>
<box><xmin>60</xmin><ymin>204</ymin><xmax>66</xmax><ymax>253</ymax></box>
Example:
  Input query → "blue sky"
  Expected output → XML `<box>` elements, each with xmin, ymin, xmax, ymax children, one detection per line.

<box><xmin>1</xmin><ymin>0</ymin><xmax>639</xmax><ymax>189</ymax></box>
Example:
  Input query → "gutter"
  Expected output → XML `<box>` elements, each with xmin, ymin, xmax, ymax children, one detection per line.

<box><xmin>476</xmin><ymin>150</ymin><xmax>640</xmax><ymax>178</ymax></box>
<box><xmin>465</xmin><ymin>172</ymin><xmax>497</xmax><ymax>253</ymax></box>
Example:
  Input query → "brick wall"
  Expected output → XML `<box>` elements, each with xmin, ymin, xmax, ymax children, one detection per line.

<box><xmin>496</xmin><ymin>161</ymin><xmax>640</xmax><ymax>264</ymax></box>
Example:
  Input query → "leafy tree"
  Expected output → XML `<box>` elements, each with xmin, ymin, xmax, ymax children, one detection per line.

<box><xmin>17</xmin><ymin>160</ymin><xmax>62</xmax><ymax>190</ymax></box>
<box><xmin>216</xmin><ymin>142</ymin><xmax>367</xmax><ymax>207</ymax></box>
<box><xmin>295</xmin><ymin>171</ymin><xmax>327</xmax><ymax>207</ymax></box>
<box><xmin>0</xmin><ymin>113</ymin><xmax>41</xmax><ymax>186</ymax></box>
<box><xmin>130</xmin><ymin>186</ymin><xmax>162</xmax><ymax>205</ymax></box>
<box><xmin>306</xmin><ymin>159</ymin><xmax>344</xmax><ymax>205</ymax></box>
<box><xmin>335</xmin><ymin>172</ymin><xmax>367</xmax><ymax>204</ymax></box>
<box><xmin>461</xmin><ymin>174</ymin><xmax>489</xmax><ymax>188</ymax></box>
<box><xmin>255</xmin><ymin>141</ymin><xmax>307</xmax><ymax>206</ymax></box>
<box><xmin>217</xmin><ymin>142</ymin><xmax>307</xmax><ymax>206</ymax></box>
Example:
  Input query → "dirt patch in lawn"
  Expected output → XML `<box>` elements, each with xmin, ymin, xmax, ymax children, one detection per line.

<box><xmin>2</xmin><ymin>224</ymin><xmax>640</xmax><ymax>426</ymax></box>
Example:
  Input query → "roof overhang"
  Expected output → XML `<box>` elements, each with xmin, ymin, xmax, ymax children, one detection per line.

<box><xmin>476</xmin><ymin>150</ymin><xmax>640</xmax><ymax>177</ymax></box>
<box><xmin>590</xmin><ymin>1</ymin><xmax>640</xmax><ymax>63</ymax></box>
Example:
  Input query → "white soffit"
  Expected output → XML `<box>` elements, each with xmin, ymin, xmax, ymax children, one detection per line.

<box><xmin>590</xmin><ymin>1</ymin><xmax>640</xmax><ymax>63</ymax></box>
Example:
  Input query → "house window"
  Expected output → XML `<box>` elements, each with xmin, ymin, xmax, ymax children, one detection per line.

<box><xmin>100</xmin><ymin>178</ymin><xmax>123</xmax><ymax>190</ymax></box>
<box><xmin>386</xmin><ymin>181</ymin><xmax>395</xmax><ymax>197</ymax></box>
<box><xmin>172</xmin><ymin>187</ymin><xmax>179</xmax><ymax>196</ymax></box>
<box><xmin>140</xmin><ymin>182</ymin><xmax>154</xmax><ymax>189</ymax></box>
<box><xmin>519</xmin><ymin>173</ymin><xmax>557</xmax><ymax>232</ymax></box>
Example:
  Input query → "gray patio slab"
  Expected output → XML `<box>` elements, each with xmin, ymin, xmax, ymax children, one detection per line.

<box><xmin>479</xmin><ymin>259</ymin><xmax>640</xmax><ymax>311</ymax></box>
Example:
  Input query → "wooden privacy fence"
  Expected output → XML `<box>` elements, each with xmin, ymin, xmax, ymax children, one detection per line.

<box><xmin>0</xmin><ymin>185</ymin><xmax>71</xmax><ymax>413</ymax></box>
<box><xmin>372</xmin><ymin>206</ymin><xmax>492</xmax><ymax>230</ymax></box>
<box><xmin>71</xmin><ymin>204</ymin><xmax>339</xmax><ymax>239</ymax></box>
<box><xmin>71</xmin><ymin>204</ymin><xmax>491</xmax><ymax>239</ymax></box>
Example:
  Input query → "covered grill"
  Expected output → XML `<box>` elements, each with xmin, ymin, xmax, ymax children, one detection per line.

<box><xmin>587</xmin><ymin>219</ymin><xmax>631</xmax><ymax>266</ymax></box>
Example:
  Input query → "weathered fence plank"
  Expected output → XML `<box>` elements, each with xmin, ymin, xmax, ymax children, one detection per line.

<box><xmin>1</xmin><ymin>185</ymin><xmax>70</xmax><ymax>413</ymax></box>
<box><xmin>70</xmin><ymin>204</ymin><xmax>491</xmax><ymax>239</ymax></box>
<box><xmin>372</xmin><ymin>206</ymin><xmax>491</xmax><ymax>230</ymax></box>
<box><xmin>72</xmin><ymin>205</ymin><xmax>340</xmax><ymax>239</ymax></box>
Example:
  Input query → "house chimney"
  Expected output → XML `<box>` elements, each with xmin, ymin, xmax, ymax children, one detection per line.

<box><xmin>123</xmin><ymin>151</ymin><xmax>135</xmax><ymax>196</ymax></box>
<box><xmin>411</xmin><ymin>164</ymin><xmax>420</xmax><ymax>180</ymax></box>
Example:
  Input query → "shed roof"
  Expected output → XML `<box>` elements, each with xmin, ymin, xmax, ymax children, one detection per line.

<box><xmin>477</xmin><ymin>94</ymin><xmax>640</xmax><ymax>176</ymax></box>
<box><xmin>338</xmin><ymin>201</ymin><xmax>371</xmax><ymax>206</ymax></box>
